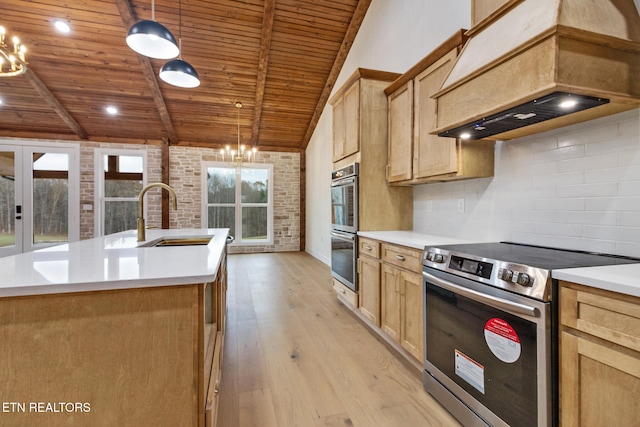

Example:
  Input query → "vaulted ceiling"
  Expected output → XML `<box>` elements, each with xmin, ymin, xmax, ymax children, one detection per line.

<box><xmin>0</xmin><ymin>0</ymin><xmax>370</xmax><ymax>152</ymax></box>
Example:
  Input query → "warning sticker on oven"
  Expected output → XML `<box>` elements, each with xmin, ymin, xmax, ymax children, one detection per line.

<box><xmin>484</xmin><ymin>317</ymin><xmax>521</xmax><ymax>363</ymax></box>
<box><xmin>454</xmin><ymin>349</ymin><xmax>485</xmax><ymax>394</ymax></box>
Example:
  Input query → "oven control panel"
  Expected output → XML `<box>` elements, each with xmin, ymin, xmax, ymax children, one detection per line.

<box><xmin>449</xmin><ymin>255</ymin><xmax>493</xmax><ymax>279</ymax></box>
<box><xmin>423</xmin><ymin>246</ymin><xmax>552</xmax><ymax>300</ymax></box>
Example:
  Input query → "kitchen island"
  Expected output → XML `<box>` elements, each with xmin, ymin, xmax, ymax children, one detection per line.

<box><xmin>0</xmin><ymin>228</ymin><xmax>229</xmax><ymax>427</ymax></box>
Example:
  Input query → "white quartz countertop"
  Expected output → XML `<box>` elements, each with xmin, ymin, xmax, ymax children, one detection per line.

<box><xmin>357</xmin><ymin>230</ymin><xmax>474</xmax><ymax>250</ymax></box>
<box><xmin>359</xmin><ymin>230</ymin><xmax>640</xmax><ymax>298</ymax></box>
<box><xmin>553</xmin><ymin>265</ymin><xmax>640</xmax><ymax>298</ymax></box>
<box><xmin>0</xmin><ymin>228</ymin><xmax>228</xmax><ymax>298</ymax></box>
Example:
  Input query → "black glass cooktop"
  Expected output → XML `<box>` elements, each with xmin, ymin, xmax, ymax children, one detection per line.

<box><xmin>429</xmin><ymin>242</ymin><xmax>640</xmax><ymax>271</ymax></box>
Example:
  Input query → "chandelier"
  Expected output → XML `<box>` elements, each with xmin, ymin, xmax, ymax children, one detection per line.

<box><xmin>220</xmin><ymin>102</ymin><xmax>258</xmax><ymax>166</ymax></box>
<box><xmin>0</xmin><ymin>26</ymin><xmax>27</xmax><ymax>77</ymax></box>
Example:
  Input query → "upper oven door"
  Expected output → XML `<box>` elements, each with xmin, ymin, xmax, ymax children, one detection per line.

<box><xmin>331</xmin><ymin>176</ymin><xmax>358</xmax><ymax>233</ymax></box>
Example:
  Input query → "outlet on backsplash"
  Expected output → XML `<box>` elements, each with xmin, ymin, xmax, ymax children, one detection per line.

<box><xmin>457</xmin><ymin>198</ymin><xmax>465</xmax><ymax>213</ymax></box>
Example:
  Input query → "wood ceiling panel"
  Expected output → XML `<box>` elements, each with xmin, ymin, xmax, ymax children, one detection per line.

<box><xmin>0</xmin><ymin>0</ymin><xmax>368</xmax><ymax>150</ymax></box>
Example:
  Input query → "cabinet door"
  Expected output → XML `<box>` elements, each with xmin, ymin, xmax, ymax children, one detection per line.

<box><xmin>400</xmin><ymin>270</ymin><xmax>424</xmax><ymax>362</ymax></box>
<box><xmin>381</xmin><ymin>264</ymin><xmax>401</xmax><ymax>342</ymax></box>
<box><xmin>387</xmin><ymin>80</ymin><xmax>414</xmax><ymax>182</ymax></box>
<box><xmin>560</xmin><ymin>331</ymin><xmax>640</xmax><ymax>427</ymax></box>
<box><xmin>359</xmin><ymin>255</ymin><xmax>381</xmax><ymax>326</ymax></box>
<box><xmin>332</xmin><ymin>95</ymin><xmax>346</xmax><ymax>162</ymax></box>
<box><xmin>414</xmin><ymin>48</ymin><xmax>459</xmax><ymax>178</ymax></box>
<box><xmin>343</xmin><ymin>81</ymin><xmax>360</xmax><ymax>158</ymax></box>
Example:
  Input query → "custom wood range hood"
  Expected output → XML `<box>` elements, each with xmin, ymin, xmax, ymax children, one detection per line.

<box><xmin>433</xmin><ymin>0</ymin><xmax>640</xmax><ymax>141</ymax></box>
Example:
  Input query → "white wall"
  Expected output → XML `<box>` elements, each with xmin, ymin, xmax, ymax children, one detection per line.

<box><xmin>305</xmin><ymin>0</ymin><xmax>471</xmax><ymax>264</ymax></box>
<box><xmin>306</xmin><ymin>0</ymin><xmax>640</xmax><ymax>263</ymax></box>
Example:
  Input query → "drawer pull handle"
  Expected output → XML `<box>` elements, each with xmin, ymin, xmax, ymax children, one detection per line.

<box><xmin>396</xmin><ymin>255</ymin><xmax>405</xmax><ymax>261</ymax></box>
<box><xmin>364</xmin><ymin>245</ymin><xmax>373</xmax><ymax>251</ymax></box>
<box><xmin>340</xmin><ymin>288</ymin><xmax>346</xmax><ymax>293</ymax></box>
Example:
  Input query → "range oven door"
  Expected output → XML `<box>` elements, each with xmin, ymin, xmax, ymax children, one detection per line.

<box><xmin>330</xmin><ymin>230</ymin><xmax>357</xmax><ymax>292</ymax></box>
<box><xmin>330</xmin><ymin>176</ymin><xmax>358</xmax><ymax>234</ymax></box>
<box><xmin>423</xmin><ymin>268</ymin><xmax>552</xmax><ymax>427</ymax></box>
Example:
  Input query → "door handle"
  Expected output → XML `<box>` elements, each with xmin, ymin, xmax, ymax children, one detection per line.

<box><xmin>423</xmin><ymin>270</ymin><xmax>540</xmax><ymax>318</ymax></box>
<box><xmin>15</xmin><ymin>205</ymin><xmax>21</xmax><ymax>220</ymax></box>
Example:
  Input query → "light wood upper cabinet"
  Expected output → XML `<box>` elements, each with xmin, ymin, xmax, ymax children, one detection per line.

<box><xmin>559</xmin><ymin>281</ymin><xmax>640</xmax><ymax>426</ymax></box>
<box><xmin>471</xmin><ymin>0</ymin><xmax>513</xmax><ymax>26</ymax></box>
<box><xmin>330</xmin><ymin>68</ymin><xmax>413</xmax><ymax>231</ymax></box>
<box><xmin>385</xmin><ymin>30</ymin><xmax>495</xmax><ymax>185</ymax></box>
<box><xmin>386</xmin><ymin>80</ymin><xmax>413</xmax><ymax>182</ymax></box>
<box><xmin>332</xmin><ymin>81</ymin><xmax>360</xmax><ymax>162</ymax></box>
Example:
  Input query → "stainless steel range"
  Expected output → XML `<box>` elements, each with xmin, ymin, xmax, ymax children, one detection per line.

<box><xmin>421</xmin><ymin>242</ymin><xmax>638</xmax><ymax>427</ymax></box>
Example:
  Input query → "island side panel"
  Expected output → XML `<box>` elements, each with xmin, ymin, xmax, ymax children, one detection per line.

<box><xmin>0</xmin><ymin>285</ymin><xmax>200</xmax><ymax>427</ymax></box>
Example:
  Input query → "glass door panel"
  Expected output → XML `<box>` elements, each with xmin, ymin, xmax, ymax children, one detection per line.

<box><xmin>0</xmin><ymin>147</ymin><xmax>22</xmax><ymax>257</ymax></box>
<box><xmin>0</xmin><ymin>143</ymin><xmax>79</xmax><ymax>257</ymax></box>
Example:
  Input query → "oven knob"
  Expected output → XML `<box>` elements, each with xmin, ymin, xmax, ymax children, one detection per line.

<box><xmin>426</xmin><ymin>251</ymin><xmax>434</xmax><ymax>261</ymax></box>
<box><xmin>517</xmin><ymin>273</ymin><xmax>532</xmax><ymax>287</ymax></box>
<box><xmin>499</xmin><ymin>268</ymin><xmax>513</xmax><ymax>282</ymax></box>
<box><xmin>434</xmin><ymin>254</ymin><xmax>445</xmax><ymax>263</ymax></box>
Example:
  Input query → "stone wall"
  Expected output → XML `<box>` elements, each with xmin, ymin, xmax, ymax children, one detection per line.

<box><xmin>76</xmin><ymin>141</ymin><xmax>300</xmax><ymax>252</ymax></box>
<box><xmin>169</xmin><ymin>146</ymin><xmax>301</xmax><ymax>254</ymax></box>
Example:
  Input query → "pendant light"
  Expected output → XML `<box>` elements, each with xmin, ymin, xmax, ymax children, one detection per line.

<box><xmin>159</xmin><ymin>0</ymin><xmax>200</xmax><ymax>88</ymax></box>
<box><xmin>126</xmin><ymin>0</ymin><xmax>179</xmax><ymax>60</ymax></box>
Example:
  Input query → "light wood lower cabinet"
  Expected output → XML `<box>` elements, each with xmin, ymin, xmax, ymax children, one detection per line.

<box><xmin>559</xmin><ymin>281</ymin><xmax>640</xmax><ymax>427</ymax></box>
<box><xmin>358</xmin><ymin>237</ymin><xmax>381</xmax><ymax>326</ymax></box>
<box><xmin>0</xmin><ymin>251</ymin><xmax>227</xmax><ymax>427</ymax></box>
<box><xmin>381</xmin><ymin>243</ymin><xmax>424</xmax><ymax>362</ymax></box>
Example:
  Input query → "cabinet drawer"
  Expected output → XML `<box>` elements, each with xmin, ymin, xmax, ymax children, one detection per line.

<box><xmin>359</xmin><ymin>238</ymin><xmax>381</xmax><ymax>259</ymax></box>
<box><xmin>333</xmin><ymin>278</ymin><xmax>358</xmax><ymax>307</ymax></box>
<box><xmin>560</xmin><ymin>283</ymin><xmax>640</xmax><ymax>353</ymax></box>
<box><xmin>382</xmin><ymin>243</ymin><xmax>422</xmax><ymax>273</ymax></box>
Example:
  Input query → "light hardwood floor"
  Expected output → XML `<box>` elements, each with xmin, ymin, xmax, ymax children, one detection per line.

<box><xmin>217</xmin><ymin>252</ymin><xmax>460</xmax><ymax>427</ymax></box>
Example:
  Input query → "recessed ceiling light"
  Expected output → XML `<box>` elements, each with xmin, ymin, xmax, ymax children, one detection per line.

<box><xmin>0</xmin><ymin>98</ymin><xmax>3</xmax><ymax>105</ymax></box>
<box><xmin>460</xmin><ymin>133</ymin><xmax>471</xmax><ymax>140</ymax></box>
<box><xmin>54</xmin><ymin>20</ymin><xmax>71</xmax><ymax>33</ymax></box>
<box><xmin>105</xmin><ymin>106</ymin><xmax>118</xmax><ymax>115</ymax></box>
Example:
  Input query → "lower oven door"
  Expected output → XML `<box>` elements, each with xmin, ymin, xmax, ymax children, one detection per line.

<box><xmin>330</xmin><ymin>230</ymin><xmax>357</xmax><ymax>292</ymax></box>
<box><xmin>423</xmin><ymin>268</ymin><xmax>552</xmax><ymax>427</ymax></box>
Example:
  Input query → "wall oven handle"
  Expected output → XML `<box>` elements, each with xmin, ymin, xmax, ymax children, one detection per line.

<box><xmin>330</xmin><ymin>230</ymin><xmax>356</xmax><ymax>241</ymax></box>
<box><xmin>331</xmin><ymin>177</ymin><xmax>356</xmax><ymax>187</ymax></box>
<box><xmin>422</xmin><ymin>270</ymin><xmax>540</xmax><ymax>318</ymax></box>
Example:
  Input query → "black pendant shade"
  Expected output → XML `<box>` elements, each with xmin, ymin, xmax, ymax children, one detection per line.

<box><xmin>159</xmin><ymin>58</ymin><xmax>200</xmax><ymax>88</ymax></box>
<box><xmin>126</xmin><ymin>20</ymin><xmax>179</xmax><ymax>60</ymax></box>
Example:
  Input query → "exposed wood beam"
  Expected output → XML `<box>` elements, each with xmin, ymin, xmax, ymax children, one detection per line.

<box><xmin>300</xmin><ymin>0</ymin><xmax>372</xmax><ymax>150</ymax></box>
<box><xmin>251</xmin><ymin>0</ymin><xmax>277</xmax><ymax>146</ymax></box>
<box><xmin>114</xmin><ymin>0</ymin><xmax>179</xmax><ymax>145</ymax></box>
<box><xmin>23</xmin><ymin>69</ymin><xmax>89</xmax><ymax>140</ymax></box>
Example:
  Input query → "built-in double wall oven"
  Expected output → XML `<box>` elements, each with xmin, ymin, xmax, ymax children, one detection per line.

<box><xmin>330</xmin><ymin>163</ymin><xmax>358</xmax><ymax>292</ymax></box>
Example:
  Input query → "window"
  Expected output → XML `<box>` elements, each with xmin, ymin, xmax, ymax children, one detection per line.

<box><xmin>95</xmin><ymin>150</ymin><xmax>146</xmax><ymax>236</ymax></box>
<box><xmin>203</xmin><ymin>163</ymin><xmax>273</xmax><ymax>244</ymax></box>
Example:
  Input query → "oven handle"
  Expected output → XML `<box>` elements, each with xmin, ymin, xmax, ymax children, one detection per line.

<box><xmin>330</xmin><ymin>230</ymin><xmax>356</xmax><ymax>241</ymax></box>
<box><xmin>331</xmin><ymin>177</ymin><xmax>356</xmax><ymax>187</ymax></box>
<box><xmin>422</xmin><ymin>270</ymin><xmax>540</xmax><ymax>318</ymax></box>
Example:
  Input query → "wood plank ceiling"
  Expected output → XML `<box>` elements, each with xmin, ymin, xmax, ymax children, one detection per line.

<box><xmin>0</xmin><ymin>0</ymin><xmax>370</xmax><ymax>152</ymax></box>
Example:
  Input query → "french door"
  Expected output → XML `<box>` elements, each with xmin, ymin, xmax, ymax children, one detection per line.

<box><xmin>0</xmin><ymin>142</ymin><xmax>79</xmax><ymax>257</ymax></box>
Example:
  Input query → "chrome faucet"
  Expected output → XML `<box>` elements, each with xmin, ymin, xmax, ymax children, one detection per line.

<box><xmin>137</xmin><ymin>182</ymin><xmax>178</xmax><ymax>242</ymax></box>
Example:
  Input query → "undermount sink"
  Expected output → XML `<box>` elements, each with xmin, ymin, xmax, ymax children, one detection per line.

<box><xmin>138</xmin><ymin>235</ymin><xmax>213</xmax><ymax>248</ymax></box>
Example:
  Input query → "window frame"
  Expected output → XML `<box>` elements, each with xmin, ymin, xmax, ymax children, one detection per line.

<box><xmin>94</xmin><ymin>148</ymin><xmax>147</xmax><ymax>237</ymax></box>
<box><xmin>201</xmin><ymin>161</ymin><xmax>274</xmax><ymax>246</ymax></box>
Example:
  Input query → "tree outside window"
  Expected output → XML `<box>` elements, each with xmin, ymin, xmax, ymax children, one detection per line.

<box><xmin>205</xmin><ymin>164</ymin><xmax>272</xmax><ymax>244</ymax></box>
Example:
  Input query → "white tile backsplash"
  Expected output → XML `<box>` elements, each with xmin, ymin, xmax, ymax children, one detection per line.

<box><xmin>413</xmin><ymin>109</ymin><xmax>640</xmax><ymax>256</ymax></box>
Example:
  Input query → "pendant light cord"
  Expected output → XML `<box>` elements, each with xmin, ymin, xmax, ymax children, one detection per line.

<box><xmin>178</xmin><ymin>0</ymin><xmax>183</xmax><ymax>57</ymax></box>
<box><xmin>151</xmin><ymin>0</ymin><xmax>155</xmax><ymax>21</ymax></box>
